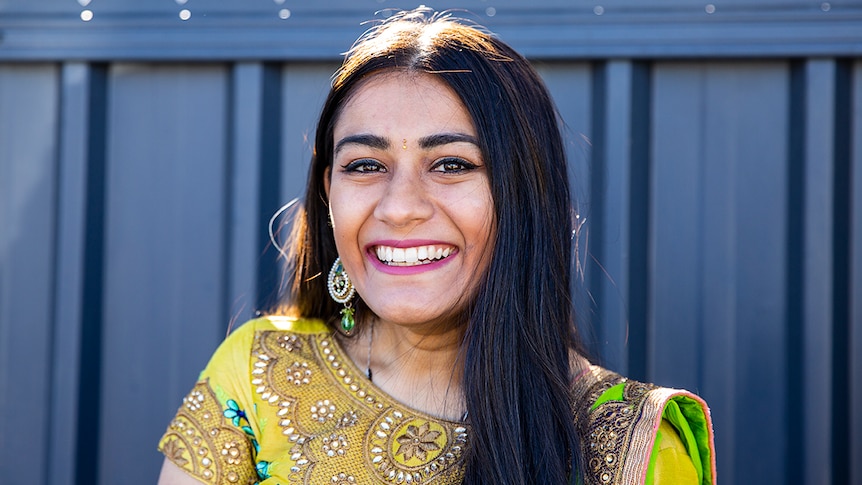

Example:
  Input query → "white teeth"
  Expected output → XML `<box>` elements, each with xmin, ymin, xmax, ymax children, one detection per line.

<box><xmin>373</xmin><ymin>244</ymin><xmax>456</xmax><ymax>266</ymax></box>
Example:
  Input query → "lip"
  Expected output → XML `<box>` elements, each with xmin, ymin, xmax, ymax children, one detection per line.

<box><xmin>365</xmin><ymin>239</ymin><xmax>458</xmax><ymax>275</ymax></box>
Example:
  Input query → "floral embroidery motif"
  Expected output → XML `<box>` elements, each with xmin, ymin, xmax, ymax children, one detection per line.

<box><xmin>185</xmin><ymin>390</ymin><xmax>206</xmax><ymax>412</ymax></box>
<box><xmin>395</xmin><ymin>422</ymin><xmax>441</xmax><ymax>462</ymax></box>
<box><xmin>162</xmin><ymin>438</ymin><xmax>189</xmax><ymax>466</ymax></box>
<box><xmin>311</xmin><ymin>399</ymin><xmax>337</xmax><ymax>423</ymax></box>
<box><xmin>336</xmin><ymin>411</ymin><xmax>359</xmax><ymax>429</ymax></box>
<box><xmin>278</xmin><ymin>334</ymin><xmax>303</xmax><ymax>352</ymax></box>
<box><xmin>322</xmin><ymin>433</ymin><xmax>350</xmax><ymax>457</ymax></box>
<box><xmin>256</xmin><ymin>460</ymin><xmax>272</xmax><ymax>480</ymax></box>
<box><xmin>286</xmin><ymin>361</ymin><xmax>312</xmax><ymax>386</ymax></box>
<box><xmin>223</xmin><ymin>399</ymin><xmax>248</xmax><ymax>426</ymax></box>
<box><xmin>158</xmin><ymin>380</ymin><xmax>258</xmax><ymax>485</ymax></box>
<box><xmin>367</xmin><ymin>410</ymin><xmax>467</xmax><ymax>483</ymax></box>
<box><xmin>223</xmin><ymin>399</ymin><xmax>261</xmax><ymax>454</ymax></box>
<box><xmin>222</xmin><ymin>441</ymin><xmax>244</xmax><ymax>465</ymax></box>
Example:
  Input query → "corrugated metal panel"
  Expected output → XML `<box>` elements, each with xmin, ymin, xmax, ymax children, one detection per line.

<box><xmin>651</xmin><ymin>61</ymin><xmax>792</xmax><ymax>484</ymax></box>
<box><xmin>802</xmin><ymin>57</ymin><xmax>838</xmax><ymax>485</ymax></box>
<box><xmin>0</xmin><ymin>4</ymin><xmax>860</xmax><ymax>484</ymax></box>
<box><xmin>851</xmin><ymin>59</ymin><xmax>862</xmax><ymax>485</ymax></box>
<box><xmin>49</xmin><ymin>62</ymin><xmax>91</xmax><ymax>485</ymax></box>
<box><xmin>0</xmin><ymin>62</ymin><xmax>59</xmax><ymax>485</ymax></box>
<box><xmin>96</xmin><ymin>63</ymin><xmax>232</xmax><ymax>483</ymax></box>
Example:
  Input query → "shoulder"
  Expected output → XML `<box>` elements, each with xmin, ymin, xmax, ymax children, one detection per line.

<box><xmin>197</xmin><ymin>316</ymin><xmax>330</xmax><ymax>381</ymax></box>
<box><xmin>215</xmin><ymin>315</ymin><xmax>330</xmax><ymax>350</ymax></box>
<box><xmin>229</xmin><ymin>315</ymin><xmax>330</xmax><ymax>336</ymax></box>
<box><xmin>159</xmin><ymin>316</ymin><xmax>337</xmax><ymax>483</ymax></box>
<box><xmin>570</xmin><ymin>365</ymin><xmax>716</xmax><ymax>485</ymax></box>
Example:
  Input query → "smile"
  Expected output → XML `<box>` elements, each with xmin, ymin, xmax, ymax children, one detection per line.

<box><xmin>373</xmin><ymin>244</ymin><xmax>456</xmax><ymax>266</ymax></box>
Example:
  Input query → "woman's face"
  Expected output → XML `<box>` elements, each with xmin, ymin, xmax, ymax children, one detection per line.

<box><xmin>326</xmin><ymin>72</ymin><xmax>495</xmax><ymax>330</ymax></box>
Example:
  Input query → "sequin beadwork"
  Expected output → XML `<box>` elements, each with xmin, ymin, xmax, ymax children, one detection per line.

<box><xmin>159</xmin><ymin>317</ymin><xmax>469</xmax><ymax>484</ymax></box>
<box><xmin>159</xmin><ymin>318</ymin><xmax>715</xmax><ymax>485</ymax></box>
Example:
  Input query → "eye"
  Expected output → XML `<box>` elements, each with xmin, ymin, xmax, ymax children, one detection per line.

<box><xmin>430</xmin><ymin>157</ymin><xmax>478</xmax><ymax>174</ymax></box>
<box><xmin>341</xmin><ymin>159</ymin><xmax>386</xmax><ymax>173</ymax></box>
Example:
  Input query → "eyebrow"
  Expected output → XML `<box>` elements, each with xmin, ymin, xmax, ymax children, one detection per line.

<box><xmin>334</xmin><ymin>134</ymin><xmax>389</xmax><ymax>155</ymax></box>
<box><xmin>418</xmin><ymin>132</ymin><xmax>479</xmax><ymax>149</ymax></box>
<box><xmin>334</xmin><ymin>132</ymin><xmax>479</xmax><ymax>155</ymax></box>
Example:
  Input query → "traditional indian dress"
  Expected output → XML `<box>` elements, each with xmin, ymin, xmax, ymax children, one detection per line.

<box><xmin>159</xmin><ymin>317</ymin><xmax>715</xmax><ymax>484</ymax></box>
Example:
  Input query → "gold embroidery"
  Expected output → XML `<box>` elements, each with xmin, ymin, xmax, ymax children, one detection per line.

<box><xmin>395</xmin><ymin>422</ymin><xmax>442</xmax><ymax>462</ymax></box>
<box><xmin>254</xmin><ymin>331</ymin><xmax>316</xmax><ymax>481</ymax></box>
<box><xmin>161</xmin><ymin>438</ymin><xmax>189</xmax><ymax>466</ymax></box>
<box><xmin>366</xmin><ymin>410</ymin><xmax>467</xmax><ymax>483</ymax></box>
<box><xmin>311</xmin><ymin>399</ymin><xmax>337</xmax><ymax>423</ymax></box>
<box><xmin>158</xmin><ymin>380</ymin><xmax>257</xmax><ymax>485</ymax></box>
<box><xmin>278</xmin><ymin>333</ymin><xmax>303</xmax><ymax>352</ymax></box>
<box><xmin>331</xmin><ymin>472</ymin><xmax>357</xmax><ymax>484</ymax></box>
<box><xmin>571</xmin><ymin>367</ymin><xmax>658</xmax><ymax>485</ymax></box>
<box><xmin>221</xmin><ymin>441</ymin><xmax>244</xmax><ymax>465</ymax></box>
<box><xmin>164</xmin><ymin>322</ymin><xmax>469</xmax><ymax>484</ymax></box>
<box><xmin>322</xmin><ymin>433</ymin><xmax>350</xmax><ymax>457</ymax></box>
<box><xmin>316</xmin><ymin>336</ymin><xmax>384</xmax><ymax>411</ymax></box>
<box><xmin>162</xmin><ymin>320</ymin><xmax>711</xmax><ymax>484</ymax></box>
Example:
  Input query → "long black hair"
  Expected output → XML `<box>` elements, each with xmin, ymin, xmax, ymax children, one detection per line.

<box><xmin>277</xmin><ymin>8</ymin><xmax>583</xmax><ymax>484</ymax></box>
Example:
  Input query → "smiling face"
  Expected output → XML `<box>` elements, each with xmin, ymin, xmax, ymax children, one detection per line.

<box><xmin>325</xmin><ymin>71</ymin><xmax>495</xmax><ymax>330</ymax></box>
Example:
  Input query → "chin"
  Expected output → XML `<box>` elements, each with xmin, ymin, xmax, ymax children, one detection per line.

<box><xmin>371</xmin><ymin>305</ymin><xmax>460</xmax><ymax>328</ymax></box>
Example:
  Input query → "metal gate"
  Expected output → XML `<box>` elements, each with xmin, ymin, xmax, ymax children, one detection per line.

<box><xmin>1</xmin><ymin>1</ymin><xmax>860</xmax><ymax>483</ymax></box>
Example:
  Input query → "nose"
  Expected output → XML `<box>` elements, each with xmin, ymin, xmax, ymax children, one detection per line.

<box><xmin>373</xmin><ymin>167</ymin><xmax>434</xmax><ymax>228</ymax></box>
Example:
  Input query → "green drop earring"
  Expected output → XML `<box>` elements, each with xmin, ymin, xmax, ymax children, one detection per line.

<box><xmin>327</xmin><ymin>257</ymin><xmax>356</xmax><ymax>333</ymax></box>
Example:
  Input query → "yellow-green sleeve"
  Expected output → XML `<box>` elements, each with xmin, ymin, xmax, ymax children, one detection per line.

<box><xmin>646</xmin><ymin>419</ymin><xmax>699</xmax><ymax>484</ymax></box>
<box><xmin>158</xmin><ymin>318</ymin><xmax>270</xmax><ymax>484</ymax></box>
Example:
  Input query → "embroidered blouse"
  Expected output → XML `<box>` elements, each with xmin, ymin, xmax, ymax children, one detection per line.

<box><xmin>158</xmin><ymin>317</ymin><xmax>715</xmax><ymax>484</ymax></box>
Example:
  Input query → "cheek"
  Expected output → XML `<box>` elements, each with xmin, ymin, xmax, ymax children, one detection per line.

<box><xmin>328</xmin><ymin>183</ymin><xmax>370</xmax><ymax>246</ymax></box>
<box><xmin>465</xmin><ymin>187</ymin><xmax>495</xmax><ymax>239</ymax></box>
<box><xmin>473</xmin><ymin>202</ymin><xmax>497</xmax><ymax>261</ymax></box>
<box><xmin>451</xmin><ymin>193</ymin><xmax>495</xmax><ymax>253</ymax></box>
<box><xmin>328</xmin><ymin>178</ymin><xmax>351</xmax><ymax>220</ymax></box>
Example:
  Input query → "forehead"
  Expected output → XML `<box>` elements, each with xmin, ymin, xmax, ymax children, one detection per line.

<box><xmin>333</xmin><ymin>71</ymin><xmax>475</xmax><ymax>137</ymax></box>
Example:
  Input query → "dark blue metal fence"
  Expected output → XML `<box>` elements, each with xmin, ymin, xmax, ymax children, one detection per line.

<box><xmin>1</xmin><ymin>1</ymin><xmax>860</xmax><ymax>484</ymax></box>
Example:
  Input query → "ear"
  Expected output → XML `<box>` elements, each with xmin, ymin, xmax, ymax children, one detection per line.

<box><xmin>323</xmin><ymin>166</ymin><xmax>331</xmax><ymax>199</ymax></box>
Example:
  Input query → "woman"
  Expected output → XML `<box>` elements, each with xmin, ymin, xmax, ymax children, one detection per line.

<box><xmin>158</xmin><ymin>8</ymin><xmax>715</xmax><ymax>485</ymax></box>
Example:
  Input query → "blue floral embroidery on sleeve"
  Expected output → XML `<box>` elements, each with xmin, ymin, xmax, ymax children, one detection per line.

<box><xmin>223</xmin><ymin>399</ymin><xmax>246</xmax><ymax>426</ymax></box>
<box><xmin>222</xmin><ymin>399</ymin><xmax>262</xmax><ymax>455</ymax></box>
<box><xmin>256</xmin><ymin>460</ymin><xmax>272</xmax><ymax>480</ymax></box>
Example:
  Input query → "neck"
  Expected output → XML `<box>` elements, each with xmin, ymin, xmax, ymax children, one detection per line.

<box><xmin>342</xmin><ymin>317</ymin><xmax>466</xmax><ymax>421</ymax></box>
